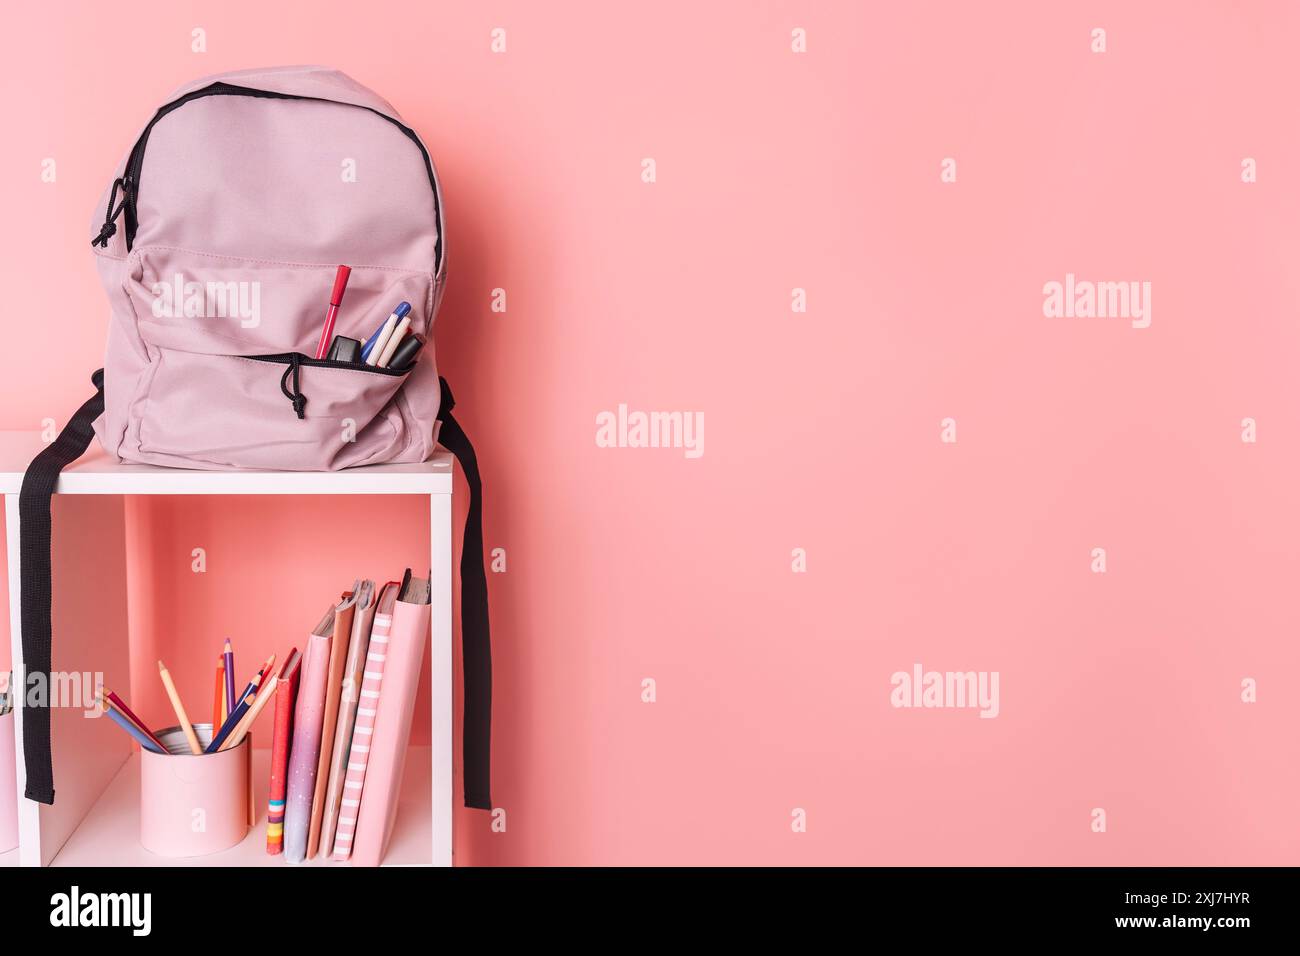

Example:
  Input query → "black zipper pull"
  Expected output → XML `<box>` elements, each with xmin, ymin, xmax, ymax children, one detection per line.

<box><xmin>91</xmin><ymin>177</ymin><xmax>131</xmax><ymax>248</ymax></box>
<box><xmin>279</xmin><ymin>354</ymin><xmax>308</xmax><ymax>419</ymax></box>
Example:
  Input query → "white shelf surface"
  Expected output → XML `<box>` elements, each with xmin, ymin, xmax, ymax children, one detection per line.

<box><xmin>50</xmin><ymin>747</ymin><xmax>432</xmax><ymax>867</ymax></box>
<box><xmin>0</xmin><ymin>431</ymin><xmax>452</xmax><ymax>496</ymax></box>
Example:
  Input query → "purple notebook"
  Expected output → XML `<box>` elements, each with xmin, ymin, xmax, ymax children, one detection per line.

<box><xmin>281</xmin><ymin>607</ymin><xmax>334</xmax><ymax>863</ymax></box>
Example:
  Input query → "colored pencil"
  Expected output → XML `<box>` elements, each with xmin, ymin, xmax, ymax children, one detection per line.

<box><xmin>206</xmin><ymin>690</ymin><xmax>254</xmax><ymax>753</ymax></box>
<box><xmin>157</xmin><ymin>660</ymin><xmax>202</xmax><ymax>755</ymax></box>
<box><xmin>205</xmin><ymin>655</ymin><xmax>272</xmax><ymax>753</ymax></box>
<box><xmin>234</xmin><ymin>654</ymin><xmax>276</xmax><ymax>709</ymax></box>
<box><xmin>213</xmin><ymin>657</ymin><xmax>226</xmax><ymax>732</ymax></box>
<box><xmin>223</xmin><ymin>639</ymin><xmax>236</xmax><ymax>714</ymax></box>
<box><xmin>98</xmin><ymin>692</ymin><xmax>165</xmax><ymax>754</ymax></box>
<box><xmin>221</xmin><ymin>659</ymin><xmax>284</xmax><ymax>751</ymax></box>
<box><xmin>101</xmin><ymin>687</ymin><xmax>166</xmax><ymax>750</ymax></box>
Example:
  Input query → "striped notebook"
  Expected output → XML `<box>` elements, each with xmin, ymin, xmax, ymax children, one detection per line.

<box><xmin>331</xmin><ymin>581</ymin><xmax>400</xmax><ymax>860</ymax></box>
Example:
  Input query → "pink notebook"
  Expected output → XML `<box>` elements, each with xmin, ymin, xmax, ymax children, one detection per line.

<box><xmin>331</xmin><ymin>581</ymin><xmax>399</xmax><ymax>861</ymax></box>
<box><xmin>348</xmin><ymin>574</ymin><xmax>430</xmax><ymax>866</ymax></box>
<box><xmin>320</xmin><ymin>579</ymin><xmax>376</xmax><ymax>857</ymax></box>
<box><xmin>282</xmin><ymin>607</ymin><xmax>334</xmax><ymax>863</ymax></box>
<box><xmin>307</xmin><ymin>588</ymin><xmax>358</xmax><ymax>858</ymax></box>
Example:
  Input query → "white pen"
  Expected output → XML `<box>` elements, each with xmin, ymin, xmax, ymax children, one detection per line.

<box><xmin>377</xmin><ymin>315</ymin><xmax>412</xmax><ymax>368</ymax></box>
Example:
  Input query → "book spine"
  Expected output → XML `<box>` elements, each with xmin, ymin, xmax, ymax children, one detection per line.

<box><xmin>283</xmin><ymin>633</ymin><xmax>331</xmax><ymax>863</ymax></box>
<box><xmin>307</xmin><ymin>604</ymin><xmax>355</xmax><ymax>858</ymax></box>
<box><xmin>320</xmin><ymin>606</ymin><xmax>374</xmax><ymax>856</ymax></box>
<box><xmin>265</xmin><ymin>668</ymin><xmax>300</xmax><ymax>854</ymax></box>
<box><xmin>331</xmin><ymin>608</ymin><xmax>392</xmax><ymax>860</ymax></box>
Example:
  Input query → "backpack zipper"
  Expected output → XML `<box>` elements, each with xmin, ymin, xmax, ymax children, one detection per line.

<box><xmin>248</xmin><ymin>351</ymin><xmax>410</xmax><ymax>419</ymax></box>
<box><xmin>248</xmin><ymin>352</ymin><xmax>409</xmax><ymax>376</ymax></box>
<box><xmin>93</xmin><ymin>81</ymin><xmax>442</xmax><ymax>269</ymax></box>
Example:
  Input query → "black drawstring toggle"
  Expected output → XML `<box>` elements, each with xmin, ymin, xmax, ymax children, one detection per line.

<box><xmin>279</xmin><ymin>354</ymin><xmax>307</xmax><ymax>419</ymax></box>
<box><xmin>91</xmin><ymin>177</ymin><xmax>130</xmax><ymax>248</ymax></box>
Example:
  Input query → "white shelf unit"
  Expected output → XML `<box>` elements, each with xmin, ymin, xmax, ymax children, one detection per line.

<box><xmin>0</xmin><ymin>431</ymin><xmax>453</xmax><ymax>867</ymax></box>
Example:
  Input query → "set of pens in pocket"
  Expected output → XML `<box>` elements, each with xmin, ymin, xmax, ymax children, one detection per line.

<box><xmin>314</xmin><ymin>264</ymin><xmax>426</xmax><ymax>370</ymax></box>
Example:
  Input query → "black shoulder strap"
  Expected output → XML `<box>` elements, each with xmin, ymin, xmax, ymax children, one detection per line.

<box><xmin>18</xmin><ymin>369</ymin><xmax>105</xmax><ymax>804</ymax></box>
<box><xmin>435</xmin><ymin>377</ymin><xmax>492</xmax><ymax>810</ymax></box>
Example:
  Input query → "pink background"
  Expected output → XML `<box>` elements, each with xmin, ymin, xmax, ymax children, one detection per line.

<box><xmin>3</xmin><ymin>1</ymin><xmax>1300</xmax><ymax>864</ymax></box>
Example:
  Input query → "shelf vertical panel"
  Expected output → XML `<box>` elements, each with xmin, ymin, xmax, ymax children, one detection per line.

<box><xmin>6</xmin><ymin>494</ymin><xmax>133</xmax><ymax>865</ymax></box>
<box><xmin>430</xmin><ymin>492</ymin><xmax>453</xmax><ymax>866</ymax></box>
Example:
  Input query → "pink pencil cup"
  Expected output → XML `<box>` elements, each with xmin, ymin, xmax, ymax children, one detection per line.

<box><xmin>140</xmin><ymin>723</ymin><xmax>253</xmax><ymax>858</ymax></box>
<box><xmin>0</xmin><ymin>711</ymin><xmax>17</xmax><ymax>853</ymax></box>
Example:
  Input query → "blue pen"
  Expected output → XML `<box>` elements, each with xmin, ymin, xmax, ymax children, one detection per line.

<box><xmin>361</xmin><ymin>302</ymin><xmax>412</xmax><ymax>361</ymax></box>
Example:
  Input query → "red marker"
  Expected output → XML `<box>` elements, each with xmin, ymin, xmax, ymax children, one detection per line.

<box><xmin>314</xmin><ymin>265</ymin><xmax>352</xmax><ymax>359</ymax></box>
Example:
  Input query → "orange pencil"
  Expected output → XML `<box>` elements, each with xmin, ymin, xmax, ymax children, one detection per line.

<box><xmin>157</xmin><ymin>659</ymin><xmax>202</xmax><ymax>755</ymax></box>
<box><xmin>213</xmin><ymin>656</ymin><xmax>226</xmax><ymax>730</ymax></box>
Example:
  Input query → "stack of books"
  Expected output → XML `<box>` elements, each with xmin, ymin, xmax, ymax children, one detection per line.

<box><xmin>269</xmin><ymin>569</ymin><xmax>431</xmax><ymax>866</ymax></box>
<box><xmin>87</xmin><ymin>569</ymin><xmax>431</xmax><ymax>864</ymax></box>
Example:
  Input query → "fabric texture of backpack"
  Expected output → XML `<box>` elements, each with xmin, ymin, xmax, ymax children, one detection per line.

<box><xmin>19</xmin><ymin>66</ymin><xmax>491</xmax><ymax>811</ymax></box>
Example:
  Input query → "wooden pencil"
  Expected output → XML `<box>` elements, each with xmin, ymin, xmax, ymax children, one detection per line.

<box><xmin>206</xmin><ymin>656</ymin><xmax>273</xmax><ymax>753</ymax></box>
<box><xmin>98</xmin><ymin>692</ymin><xmax>166</xmax><ymax>754</ymax></box>
<box><xmin>235</xmin><ymin>654</ymin><xmax>276</xmax><ymax>709</ymax></box>
<box><xmin>221</xmin><ymin>660</ymin><xmax>283</xmax><ymax>751</ymax></box>
<box><xmin>213</xmin><ymin>657</ymin><xmax>226</xmax><ymax>732</ymax></box>
<box><xmin>223</xmin><ymin>639</ymin><xmax>236</xmax><ymax>715</ymax></box>
<box><xmin>101</xmin><ymin>687</ymin><xmax>167</xmax><ymax>750</ymax></box>
<box><xmin>157</xmin><ymin>660</ymin><xmax>202</xmax><ymax>755</ymax></box>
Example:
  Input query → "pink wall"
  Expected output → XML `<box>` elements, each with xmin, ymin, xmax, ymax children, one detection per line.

<box><xmin>4</xmin><ymin>1</ymin><xmax>1300</xmax><ymax>864</ymax></box>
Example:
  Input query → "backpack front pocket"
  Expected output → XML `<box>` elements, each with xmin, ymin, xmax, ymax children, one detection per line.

<box><xmin>124</xmin><ymin>247</ymin><xmax>435</xmax><ymax>359</ymax></box>
<box><xmin>130</xmin><ymin>348</ymin><xmax>416</xmax><ymax>470</ymax></box>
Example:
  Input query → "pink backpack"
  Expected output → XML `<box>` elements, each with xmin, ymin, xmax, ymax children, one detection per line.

<box><xmin>20</xmin><ymin>67</ymin><xmax>491</xmax><ymax>811</ymax></box>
